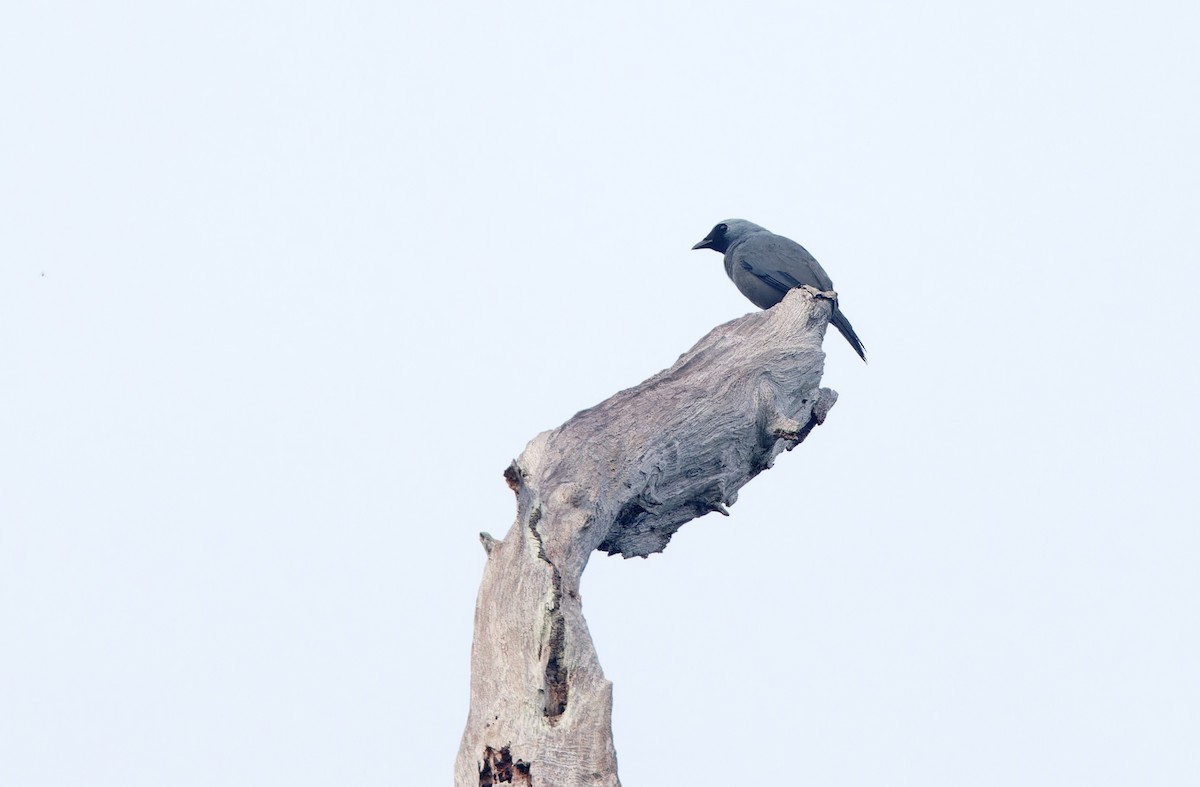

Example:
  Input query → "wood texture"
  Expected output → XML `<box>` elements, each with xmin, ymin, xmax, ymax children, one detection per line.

<box><xmin>456</xmin><ymin>287</ymin><xmax>840</xmax><ymax>786</ymax></box>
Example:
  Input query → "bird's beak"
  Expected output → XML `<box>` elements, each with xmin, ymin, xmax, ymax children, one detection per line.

<box><xmin>692</xmin><ymin>235</ymin><xmax>714</xmax><ymax>250</ymax></box>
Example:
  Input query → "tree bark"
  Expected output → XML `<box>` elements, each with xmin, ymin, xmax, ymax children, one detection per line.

<box><xmin>455</xmin><ymin>287</ymin><xmax>840</xmax><ymax>786</ymax></box>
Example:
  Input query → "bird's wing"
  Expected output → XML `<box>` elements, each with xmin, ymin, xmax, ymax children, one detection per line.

<box><xmin>734</xmin><ymin>233</ymin><xmax>834</xmax><ymax>294</ymax></box>
<box><xmin>734</xmin><ymin>259</ymin><xmax>792</xmax><ymax>296</ymax></box>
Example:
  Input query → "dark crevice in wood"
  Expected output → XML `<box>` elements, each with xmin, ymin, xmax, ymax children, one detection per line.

<box><xmin>526</xmin><ymin>504</ymin><xmax>546</xmax><ymax>560</ymax></box>
<box><xmin>480</xmin><ymin>746</ymin><xmax>531</xmax><ymax>786</ymax></box>
<box><xmin>542</xmin><ymin>596</ymin><xmax>568</xmax><ymax>723</ymax></box>
<box><xmin>503</xmin><ymin>463</ymin><xmax>522</xmax><ymax>492</ymax></box>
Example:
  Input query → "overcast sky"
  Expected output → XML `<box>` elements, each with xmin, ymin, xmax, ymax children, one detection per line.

<box><xmin>2</xmin><ymin>1</ymin><xmax>1198</xmax><ymax>785</ymax></box>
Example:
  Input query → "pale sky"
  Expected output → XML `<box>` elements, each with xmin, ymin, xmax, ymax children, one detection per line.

<box><xmin>2</xmin><ymin>2</ymin><xmax>1197</xmax><ymax>785</ymax></box>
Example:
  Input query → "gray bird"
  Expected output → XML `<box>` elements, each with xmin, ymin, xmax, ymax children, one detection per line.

<box><xmin>692</xmin><ymin>219</ymin><xmax>867</xmax><ymax>362</ymax></box>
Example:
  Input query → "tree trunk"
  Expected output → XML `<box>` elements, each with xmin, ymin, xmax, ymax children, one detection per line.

<box><xmin>455</xmin><ymin>287</ymin><xmax>840</xmax><ymax>786</ymax></box>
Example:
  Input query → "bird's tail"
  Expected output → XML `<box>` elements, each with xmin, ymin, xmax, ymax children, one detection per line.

<box><xmin>831</xmin><ymin>306</ymin><xmax>867</xmax><ymax>362</ymax></box>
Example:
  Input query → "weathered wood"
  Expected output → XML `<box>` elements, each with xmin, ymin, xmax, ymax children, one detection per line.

<box><xmin>456</xmin><ymin>287</ymin><xmax>840</xmax><ymax>786</ymax></box>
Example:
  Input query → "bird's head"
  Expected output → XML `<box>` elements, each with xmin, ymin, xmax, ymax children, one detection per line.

<box><xmin>691</xmin><ymin>219</ymin><xmax>766</xmax><ymax>253</ymax></box>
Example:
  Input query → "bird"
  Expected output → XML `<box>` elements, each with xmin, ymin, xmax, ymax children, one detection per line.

<box><xmin>692</xmin><ymin>219</ymin><xmax>867</xmax><ymax>362</ymax></box>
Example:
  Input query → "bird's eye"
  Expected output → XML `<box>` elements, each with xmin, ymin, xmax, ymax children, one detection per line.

<box><xmin>717</xmin><ymin>223</ymin><xmax>728</xmax><ymax>233</ymax></box>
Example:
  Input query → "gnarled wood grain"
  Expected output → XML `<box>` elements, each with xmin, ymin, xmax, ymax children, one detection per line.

<box><xmin>456</xmin><ymin>287</ymin><xmax>840</xmax><ymax>786</ymax></box>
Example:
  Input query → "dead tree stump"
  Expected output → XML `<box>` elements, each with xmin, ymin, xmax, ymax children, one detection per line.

<box><xmin>456</xmin><ymin>287</ymin><xmax>841</xmax><ymax>786</ymax></box>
